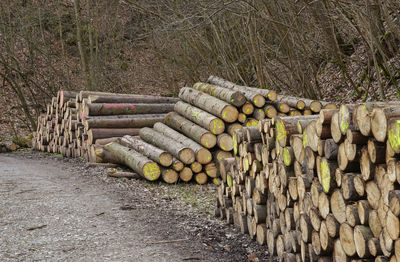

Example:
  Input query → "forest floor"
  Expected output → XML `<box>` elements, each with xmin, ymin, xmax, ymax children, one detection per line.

<box><xmin>0</xmin><ymin>150</ymin><xmax>275</xmax><ymax>262</ymax></box>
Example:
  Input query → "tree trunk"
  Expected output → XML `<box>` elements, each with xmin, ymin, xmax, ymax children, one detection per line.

<box><xmin>119</xmin><ymin>135</ymin><xmax>173</xmax><ymax>167</ymax></box>
<box><xmin>193</xmin><ymin>82</ymin><xmax>246</xmax><ymax>107</ymax></box>
<box><xmin>83</xmin><ymin>102</ymin><xmax>174</xmax><ymax>116</ymax></box>
<box><xmin>179</xmin><ymin>87</ymin><xmax>239</xmax><ymax>123</ymax></box>
<box><xmin>88</xmin><ymin>94</ymin><xmax>179</xmax><ymax>104</ymax></box>
<box><xmin>164</xmin><ymin>112</ymin><xmax>216</xmax><ymax>149</ymax></box>
<box><xmin>207</xmin><ymin>75</ymin><xmax>268</xmax><ymax>106</ymax></box>
<box><xmin>174</xmin><ymin>101</ymin><xmax>225</xmax><ymax>135</ymax></box>
<box><xmin>139</xmin><ymin>127</ymin><xmax>195</xmax><ymax>164</ymax></box>
<box><xmin>103</xmin><ymin>142</ymin><xmax>160</xmax><ymax>181</ymax></box>
<box><xmin>153</xmin><ymin>122</ymin><xmax>212</xmax><ymax>164</ymax></box>
<box><xmin>87</xmin><ymin>128</ymin><xmax>140</xmax><ymax>144</ymax></box>
<box><xmin>83</xmin><ymin>115</ymin><xmax>164</xmax><ymax>129</ymax></box>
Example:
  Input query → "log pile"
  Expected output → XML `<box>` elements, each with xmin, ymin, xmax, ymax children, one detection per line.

<box><xmin>215</xmin><ymin>101</ymin><xmax>400</xmax><ymax>261</ymax></box>
<box><xmin>32</xmin><ymin>90</ymin><xmax>178</xmax><ymax>158</ymax></box>
<box><xmin>32</xmin><ymin>76</ymin><xmax>336</xmax><ymax>186</ymax></box>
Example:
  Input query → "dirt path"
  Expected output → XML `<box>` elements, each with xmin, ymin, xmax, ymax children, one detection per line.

<box><xmin>0</xmin><ymin>152</ymin><xmax>271</xmax><ymax>262</ymax></box>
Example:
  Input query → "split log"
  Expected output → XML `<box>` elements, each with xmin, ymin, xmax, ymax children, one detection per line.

<box><xmin>119</xmin><ymin>135</ymin><xmax>173</xmax><ymax>167</ymax></box>
<box><xmin>179</xmin><ymin>87</ymin><xmax>239</xmax><ymax>123</ymax></box>
<box><xmin>139</xmin><ymin>127</ymin><xmax>195</xmax><ymax>164</ymax></box>
<box><xmin>174</xmin><ymin>101</ymin><xmax>225</xmax><ymax>135</ymax></box>
<box><xmin>153</xmin><ymin>122</ymin><xmax>212</xmax><ymax>164</ymax></box>
<box><xmin>103</xmin><ymin>142</ymin><xmax>161</xmax><ymax>181</ymax></box>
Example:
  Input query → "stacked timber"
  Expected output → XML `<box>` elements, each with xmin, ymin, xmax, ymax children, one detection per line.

<box><xmin>216</xmin><ymin>101</ymin><xmax>400</xmax><ymax>261</ymax></box>
<box><xmin>33</xmin><ymin>76</ymin><xmax>336</xmax><ymax>186</ymax></box>
<box><xmin>32</xmin><ymin>90</ymin><xmax>178</xmax><ymax>158</ymax></box>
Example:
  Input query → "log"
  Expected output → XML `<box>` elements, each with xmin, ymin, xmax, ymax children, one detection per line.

<box><xmin>338</xmin><ymin>104</ymin><xmax>357</xmax><ymax>135</ymax></box>
<box><xmin>174</xmin><ymin>101</ymin><xmax>225</xmax><ymax>135</ymax></box>
<box><xmin>153</xmin><ymin>122</ymin><xmax>212</xmax><ymax>164</ymax></box>
<box><xmin>83</xmin><ymin>115</ymin><xmax>164</xmax><ymax>129</ymax></box>
<box><xmin>95</xmin><ymin>137</ymin><xmax>121</xmax><ymax>145</ymax></box>
<box><xmin>190</xmin><ymin>162</ymin><xmax>202</xmax><ymax>173</ymax></box>
<box><xmin>87</xmin><ymin>128</ymin><xmax>141</xmax><ymax>144</ymax></box>
<box><xmin>193</xmin><ymin>82</ymin><xmax>247</xmax><ymax>107</ymax></box>
<box><xmin>83</xmin><ymin>102</ymin><xmax>174</xmax><ymax>116</ymax></box>
<box><xmin>119</xmin><ymin>135</ymin><xmax>173</xmax><ymax>167</ymax></box>
<box><xmin>354</xmin><ymin>225</ymin><xmax>373</xmax><ymax>258</ymax></box>
<box><xmin>331</xmin><ymin>189</ymin><xmax>346</xmax><ymax>223</ymax></box>
<box><xmin>164</xmin><ymin>112</ymin><xmax>216</xmax><ymax>149</ymax></box>
<box><xmin>339</xmin><ymin>222</ymin><xmax>356</xmax><ymax>256</ymax></box>
<box><xmin>330</xmin><ymin>112</ymin><xmax>343</xmax><ymax>143</ymax></box>
<box><xmin>103</xmin><ymin>142</ymin><xmax>161</xmax><ymax>181</ymax></box>
<box><xmin>195</xmin><ymin>172</ymin><xmax>208</xmax><ymax>184</ymax></box>
<box><xmin>83</xmin><ymin>113</ymin><xmax>167</xmax><ymax>120</ymax></box>
<box><xmin>371</xmin><ymin>107</ymin><xmax>400</xmax><ymax>142</ymax></box>
<box><xmin>217</xmin><ymin>133</ymin><xmax>233</xmax><ymax>152</ymax></box>
<box><xmin>179</xmin><ymin>87</ymin><xmax>239</xmax><ymax>123</ymax></box>
<box><xmin>139</xmin><ymin>127</ymin><xmax>195</xmax><ymax>164</ymax></box>
<box><xmin>179</xmin><ymin>167</ymin><xmax>193</xmax><ymax>182</ymax></box>
<box><xmin>207</xmin><ymin>75</ymin><xmax>269</xmax><ymax>106</ymax></box>
<box><xmin>161</xmin><ymin>169</ymin><xmax>179</xmax><ymax>184</ymax></box>
<box><xmin>106</xmin><ymin>170</ymin><xmax>140</xmax><ymax>179</ymax></box>
<box><xmin>87</xmin><ymin>94</ymin><xmax>179</xmax><ymax>104</ymax></box>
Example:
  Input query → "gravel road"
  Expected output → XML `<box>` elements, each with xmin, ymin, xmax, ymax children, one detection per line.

<box><xmin>0</xmin><ymin>152</ymin><xmax>272</xmax><ymax>262</ymax></box>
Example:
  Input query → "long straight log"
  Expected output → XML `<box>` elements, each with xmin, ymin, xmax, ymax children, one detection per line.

<box><xmin>179</xmin><ymin>87</ymin><xmax>239</xmax><ymax>123</ymax></box>
<box><xmin>174</xmin><ymin>101</ymin><xmax>225</xmax><ymax>135</ymax></box>
<box><xmin>153</xmin><ymin>122</ymin><xmax>212</xmax><ymax>164</ymax></box>
<box><xmin>119</xmin><ymin>135</ymin><xmax>173</xmax><ymax>167</ymax></box>
<box><xmin>83</xmin><ymin>102</ymin><xmax>174</xmax><ymax>116</ymax></box>
<box><xmin>193</xmin><ymin>82</ymin><xmax>246</xmax><ymax>107</ymax></box>
<box><xmin>88</xmin><ymin>94</ymin><xmax>179</xmax><ymax>104</ymax></box>
<box><xmin>103</xmin><ymin>142</ymin><xmax>161</xmax><ymax>181</ymax></box>
<box><xmin>207</xmin><ymin>75</ymin><xmax>269</xmax><ymax>106</ymax></box>
<box><xmin>83</xmin><ymin>115</ymin><xmax>164</xmax><ymax>129</ymax></box>
<box><xmin>87</xmin><ymin>128</ymin><xmax>140</xmax><ymax>144</ymax></box>
<box><xmin>83</xmin><ymin>113</ymin><xmax>167</xmax><ymax>120</ymax></box>
<box><xmin>164</xmin><ymin>112</ymin><xmax>217</xmax><ymax>149</ymax></box>
<box><xmin>139</xmin><ymin>127</ymin><xmax>195</xmax><ymax>164</ymax></box>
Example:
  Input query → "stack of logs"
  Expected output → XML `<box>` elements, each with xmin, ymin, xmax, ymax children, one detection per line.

<box><xmin>215</xmin><ymin>101</ymin><xmax>400</xmax><ymax>261</ymax></box>
<box><xmin>32</xmin><ymin>91</ymin><xmax>177</xmax><ymax>158</ymax></box>
<box><xmin>33</xmin><ymin>76</ymin><xmax>336</xmax><ymax>185</ymax></box>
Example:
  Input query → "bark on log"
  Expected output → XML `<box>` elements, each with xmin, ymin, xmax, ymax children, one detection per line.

<box><xmin>153</xmin><ymin>122</ymin><xmax>212</xmax><ymax>164</ymax></box>
<box><xmin>164</xmin><ymin>112</ymin><xmax>216</xmax><ymax>149</ymax></box>
<box><xmin>119</xmin><ymin>135</ymin><xmax>173</xmax><ymax>167</ymax></box>
<box><xmin>174</xmin><ymin>101</ymin><xmax>225</xmax><ymax>135</ymax></box>
<box><xmin>87</xmin><ymin>128</ymin><xmax>140</xmax><ymax>144</ymax></box>
<box><xmin>103</xmin><ymin>142</ymin><xmax>161</xmax><ymax>181</ymax></box>
<box><xmin>207</xmin><ymin>75</ymin><xmax>269</xmax><ymax>105</ymax></box>
<box><xmin>371</xmin><ymin>107</ymin><xmax>400</xmax><ymax>142</ymax></box>
<box><xmin>88</xmin><ymin>94</ymin><xmax>179</xmax><ymax>104</ymax></box>
<box><xmin>193</xmin><ymin>82</ymin><xmax>247</xmax><ymax>107</ymax></box>
<box><xmin>139</xmin><ymin>127</ymin><xmax>195</xmax><ymax>164</ymax></box>
<box><xmin>179</xmin><ymin>87</ymin><xmax>239</xmax><ymax>123</ymax></box>
<box><xmin>83</xmin><ymin>115</ymin><xmax>164</xmax><ymax>129</ymax></box>
<box><xmin>83</xmin><ymin>103</ymin><xmax>174</xmax><ymax>116</ymax></box>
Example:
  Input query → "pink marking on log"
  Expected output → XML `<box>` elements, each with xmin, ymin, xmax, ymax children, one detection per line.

<box><xmin>105</xmin><ymin>104</ymin><xmax>112</xmax><ymax>109</ymax></box>
<box><xmin>130</xmin><ymin>104</ymin><xmax>135</xmax><ymax>110</ymax></box>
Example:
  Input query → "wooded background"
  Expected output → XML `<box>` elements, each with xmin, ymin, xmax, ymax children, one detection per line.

<box><xmin>1</xmin><ymin>0</ymin><xmax>400</xmax><ymax>132</ymax></box>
